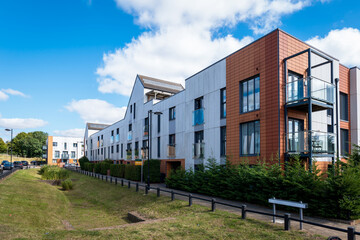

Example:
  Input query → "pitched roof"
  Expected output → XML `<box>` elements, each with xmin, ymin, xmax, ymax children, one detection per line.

<box><xmin>138</xmin><ymin>75</ymin><xmax>184</xmax><ymax>94</ymax></box>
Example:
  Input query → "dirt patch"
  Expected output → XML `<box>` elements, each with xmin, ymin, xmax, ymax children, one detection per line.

<box><xmin>39</xmin><ymin>180</ymin><xmax>61</xmax><ymax>186</ymax></box>
<box><xmin>127</xmin><ymin>211</ymin><xmax>148</xmax><ymax>223</ymax></box>
<box><xmin>62</xmin><ymin>220</ymin><xmax>74</xmax><ymax>230</ymax></box>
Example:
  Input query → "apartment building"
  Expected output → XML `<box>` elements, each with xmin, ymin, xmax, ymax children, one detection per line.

<box><xmin>84</xmin><ymin>29</ymin><xmax>360</xmax><ymax>175</ymax></box>
<box><xmin>45</xmin><ymin>136</ymin><xmax>84</xmax><ymax>166</ymax></box>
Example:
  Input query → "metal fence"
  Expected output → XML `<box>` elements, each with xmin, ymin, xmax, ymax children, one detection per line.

<box><xmin>73</xmin><ymin>168</ymin><xmax>359</xmax><ymax>240</ymax></box>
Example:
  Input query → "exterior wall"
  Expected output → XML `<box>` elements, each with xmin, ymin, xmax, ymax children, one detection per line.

<box><xmin>350</xmin><ymin>67</ymin><xmax>360</xmax><ymax>146</ymax></box>
<box><xmin>47</xmin><ymin>136</ymin><xmax>84</xmax><ymax>166</ymax></box>
<box><xmin>47</xmin><ymin>136</ymin><xmax>53</xmax><ymax>165</ymax></box>
<box><xmin>339</xmin><ymin>64</ymin><xmax>351</xmax><ymax>157</ymax></box>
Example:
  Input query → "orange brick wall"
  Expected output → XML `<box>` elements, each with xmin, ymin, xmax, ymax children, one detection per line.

<box><xmin>339</xmin><ymin>64</ymin><xmax>351</xmax><ymax>154</ymax></box>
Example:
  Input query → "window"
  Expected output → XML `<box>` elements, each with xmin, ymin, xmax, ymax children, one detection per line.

<box><xmin>101</xmin><ymin>148</ymin><xmax>103</xmax><ymax>155</ymax></box>
<box><xmin>55</xmin><ymin>151</ymin><xmax>60</xmax><ymax>158</ymax></box>
<box><xmin>169</xmin><ymin>107</ymin><xmax>176</xmax><ymax>120</ymax></box>
<box><xmin>111</xmin><ymin>130</ymin><xmax>114</xmax><ymax>143</ymax></box>
<box><xmin>116</xmin><ymin>128</ymin><xmax>119</xmax><ymax>142</ymax></box>
<box><xmin>220</xmin><ymin>88</ymin><xmax>226</xmax><ymax>118</ymax></box>
<box><xmin>133</xmin><ymin>103</ymin><xmax>136</xmax><ymax>119</ymax></box>
<box><xmin>130</xmin><ymin>104</ymin><xmax>132</xmax><ymax>113</ymax></box>
<box><xmin>169</xmin><ymin>134</ymin><xmax>176</xmax><ymax>146</ymax></box>
<box><xmin>129</xmin><ymin>124</ymin><xmax>132</xmax><ymax>131</ymax></box>
<box><xmin>64</xmin><ymin>142</ymin><xmax>67</xmax><ymax>150</ymax></box>
<box><xmin>71</xmin><ymin>151</ymin><xmax>75</xmax><ymax>158</ymax></box>
<box><xmin>135</xmin><ymin>141</ymin><xmax>139</xmax><ymax>157</ymax></box>
<box><xmin>157</xmin><ymin>114</ymin><xmax>161</xmax><ymax>133</ymax></box>
<box><xmin>116</xmin><ymin>144</ymin><xmax>119</xmax><ymax>153</ymax></box>
<box><xmin>97</xmin><ymin>149</ymin><xmax>99</xmax><ymax>155</ymax></box>
<box><xmin>121</xmin><ymin>144</ymin><xmax>123</xmax><ymax>158</ymax></box>
<box><xmin>194</xmin><ymin>97</ymin><xmax>203</xmax><ymax>110</ymax></box>
<box><xmin>220</xmin><ymin>126</ymin><xmax>226</xmax><ymax>156</ymax></box>
<box><xmin>53</xmin><ymin>142</ymin><xmax>58</xmax><ymax>147</ymax></box>
<box><xmin>73</xmin><ymin>143</ymin><xmax>77</xmax><ymax>147</ymax></box>
<box><xmin>144</xmin><ymin>117</ymin><xmax>149</xmax><ymax>135</ymax></box>
<box><xmin>240</xmin><ymin>121</ymin><xmax>260</xmax><ymax>155</ymax></box>
<box><xmin>111</xmin><ymin>145</ymin><xmax>114</xmax><ymax>154</ymax></box>
<box><xmin>340</xmin><ymin>93</ymin><xmax>348</xmax><ymax>121</ymax></box>
<box><xmin>341</xmin><ymin>129</ymin><xmax>349</xmax><ymax>156</ymax></box>
<box><xmin>195</xmin><ymin>131</ymin><xmax>203</xmax><ymax>143</ymax></box>
<box><xmin>240</xmin><ymin>76</ymin><xmax>260</xmax><ymax>113</ymax></box>
<box><xmin>157</xmin><ymin>137</ymin><xmax>160</xmax><ymax>158</ymax></box>
<box><xmin>52</xmin><ymin>159</ymin><xmax>57</xmax><ymax>163</ymax></box>
<box><xmin>288</xmin><ymin>118</ymin><xmax>304</xmax><ymax>152</ymax></box>
<box><xmin>97</xmin><ymin>136</ymin><xmax>100</xmax><ymax>148</ymax></box>
<box><xmin>287</xmin><ymin>72</ymin><xmax>304</xmax><ymax>102</ymax></box>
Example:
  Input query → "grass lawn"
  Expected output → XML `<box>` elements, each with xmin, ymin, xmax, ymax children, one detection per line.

<box><xmin>0</xmin><ymin>169</ymin><xmax>324</xmax><ymax>239</ymax></box>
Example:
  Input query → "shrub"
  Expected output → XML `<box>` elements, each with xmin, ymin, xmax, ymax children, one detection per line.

<box><xmin>124</xmin><ymin>165</ymin><xmax>141</xmax><ymax>181</ymax></box>
<box><xmin>61</xmin><ymin>179</ymin><xmax>73</xmax><ymax>190</ymax></box>
<box><xmin>94</xmin><ymin>163</ymin><xmax>101</xmax><ymax>174</ymax></box>
<box><xmin>143</xmin><ymin>159</ymin><xmax>161</xmax><ymax>183</ymax></box>
<box><xmin>100</xmin><ymin>161</ymin><xmax>111</xmax><ymax>175</ymax></box>
<box><xmin>79</xmin><ymin>156</ymin><xmax>89</xmax><ymax>170</ymax></box>
<box><xmin>110</xmin><ymin>164</ymin><xmax>124</xmax><ymax>177</ymax></box>
<box><xmin>40</xmin><ymin>166</ymin><xmax>69</xmax><ymax>181</ymax></box>
<box><xmin>84</xmin><ymin>162</ymin><xmax>94</xmax><ymax>172</ymax></box>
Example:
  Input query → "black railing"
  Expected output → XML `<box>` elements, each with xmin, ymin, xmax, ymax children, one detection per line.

<box><xmin>72</xmin><ymin>168</ymin><xmax>359</xmax><ymax>240</ymax></box>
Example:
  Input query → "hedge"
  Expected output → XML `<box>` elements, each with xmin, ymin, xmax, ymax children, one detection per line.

<box><xmin>79</xmin><ymin>156</ymin><xmax>89</xmax><ymax>170</ymax></box>
<box><xmin>94</xmin><ymin>163</ymin><xmax>101</xmax><ymax>174</ymax></box>
<box><xmin>143</xmin><ymin>159</ymin><xmax>161</xmax><ymax>183</ymax></box>
<box><xmin>124</xmin><ymin>165</ymin><xmax>141</xmax><ymax>181</ymax></box>
<box><xmin>166</xmin><ymin>152</ymin><xmax>360</xmax><ymax>220</ymax></box>
<box><xmin>84</xmin><ymin>162</ymin><xmax>94</xmax><ymax>172</ymax></box>
<box><xmin>100</xmin><ymin>162</ymin><xmax>111</xmax><ymax>175</ymax></box>
<box><xmin>110</xmin><ymin>164</ymin><xmax>125</xmax><ymax>178</ymax></box>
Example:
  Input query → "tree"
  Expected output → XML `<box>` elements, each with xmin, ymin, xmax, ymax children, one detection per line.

<box><xmin>0</xmin><ymin>138</ymin><xmax>7</xmax><ymax>153</ymax></box>
<box><xmin>10</xmin><ymin>131</ymin><xmax>48</xmax><ymax>158</ymax></box>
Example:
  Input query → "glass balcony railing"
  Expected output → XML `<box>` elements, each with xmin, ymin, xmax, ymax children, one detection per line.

<box><xmin>116</xmin><ymin>134</ymin><xmax>119</xmax><ymax>142</ymax></box>
<box><xmin>167</xmin><ymin>145</ymin><xmax>176</xmax><ymax>158</ymax></box>
<box><xmin>193</xmin><ymin>142</ymin><xmax>205</xmax><ymax>158</ymax></box>
<box><xmin>286</xmin><ymin>77</ymin><xmax>335</xmax><ymax>104</ymax></box>
<box><xmin>193</xmin><ymin>108</ymin><xmax>204</xmax><ymax>126</ymax></box>
<box><xmin>61</xmin><ymin>153</ymin><xmax>69</xmax><ymax>159</ymax></box>
<box><xmin>143</xmin><ymin>125</ymin><xmax>149</xmax><ymax>137</ymax></box>
<box><xmin>127</xmin><ymin>131</ymin><xmax>132</xmax><ymax>141</ymax></box>
<box><xmin>287</xmin><ymin>131</ymin><xmax>335</xmax><ymax>154</ymax></box>
<box><xmin>126</xmin><ymin>151</ymin><xmax>132</xmax><ymax>160</ymax></box>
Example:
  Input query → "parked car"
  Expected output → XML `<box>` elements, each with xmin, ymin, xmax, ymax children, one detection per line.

<box><xmin>1</xmin><ymin>160</ymin><xmax>9</xmax><ymax>165</ymax></box>
<box><xmin>13</xmin><ymin>161</ymin><xmax>23</xmax><ymax>169</ymax></box>
<box><xmin>3</xmin><ymin>162</ymin><xmax>13</xmax><ymax>170</ymax></box>
<box><xmin>21</xmin><ymin>161</ymin><xmax>29</xmax><ymax>167</ymax></box>
<box><xmin>30</xmin><ymin>161</ymin><xmax>38</xmax><ymax>165</ymax></box>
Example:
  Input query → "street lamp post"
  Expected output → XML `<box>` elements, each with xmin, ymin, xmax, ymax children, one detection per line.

<box><xmin>5</xmin><ymin>129</ymin><xmax>13</xmax><ymax>172</ymax></box>
<box><xmin>147</xmin><ymin>110</ymin><xmax>162</xmax><ymax>190</ymax></box>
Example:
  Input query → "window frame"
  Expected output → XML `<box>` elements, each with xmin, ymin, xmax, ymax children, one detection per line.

<box><xmin>220</xmin><ymin>88</ymin><xmax>226</xmax><ymax>118</ymax></box>
<box><xmin>169</xmin><ymin>107</ymin><xmax>176</xmax><ymax>120</ymax></box>
<box><xmin>239</xmin><ymin>75</ymin><xmax>260</xmax><ymax>114</ymax></box>
<box><xmin>340</xmin><ymin>92</ymin><xmax>349</xmax><ymax>121</ymax></box>
<box><xmin>240</xmin><ymin>120</ymin><xmax>260</xmax><ymax>156</ymax></box>
<box><xmin>340</xmin><ymin>128</ymin><xmax>349</xmax><ymax>156</ymax></box>
<box><xmin>220</xmin><ymin>126</ymin><xmax>226</xmax><ymax>157</ymax></box>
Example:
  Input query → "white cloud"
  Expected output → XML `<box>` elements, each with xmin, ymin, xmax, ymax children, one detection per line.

<box><xmin>0</xmin><ymin>91</ymin><xmax>9</xmax><ymax>101</ymax></box>
<box><xmin>96</xmin><ymin>0</ymin><xmax>312</xmax><ymax>96</ymax></box>
<box><xmin>53</xmin><ymin>128</ymin><xmax>85</xmax><ymax>138</ymax></box>
<box><xmin>307</xmin><ymin>28</ymin><xmax>360</xmax><ymax>67</ymax></box>
<box><xmin>0</xmin><ymin>88</ymin><xmax>29</xmax><ymax>101</ymax></box>
<box><xmin>65</xmin><ymin>99</ymin><xmax>126</xmax><ymax>124</ymax></box>
<box><xmin>0</xmin><ymin>117</ymin><xmax>47</xmax><ymax>129</ymax></box>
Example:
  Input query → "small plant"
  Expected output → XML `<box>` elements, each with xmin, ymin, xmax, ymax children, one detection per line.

<box><xmin>61</xmin><ymin>179</ymin><xmax>73</xmax><ymax>190</ymax></box>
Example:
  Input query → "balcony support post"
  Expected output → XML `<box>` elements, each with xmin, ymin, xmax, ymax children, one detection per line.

<box><xmin>308</xmin><ymin>49</ymin><xmax>313</xmax><ymax>171</ymax></box>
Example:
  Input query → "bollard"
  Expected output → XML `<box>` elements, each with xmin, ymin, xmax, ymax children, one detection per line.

<box><xmin>136</xmin><ymin>183</ymin><xmax>139</xmax><ymax>192</ymax></box>
<box><xmin>189</xmin><ymin>194</ymin><xmax>192</xmax><ymax>207</ymax></box>
<box><xmin>121</xmin><ymin>179</ymin><xmax>124</xmax><ymax>186</ymax></box>
<box><xmin>348</xmin><ymin>227</ymin><xmax>356</xmax><ymax>240</ymax></box>
<box><xmin>106</xmin><ymin>176</ymin><xmax>108</xmax><ymax>182</ymax></box>
<box><xmin>128</xmin><ymin>181</ymin><xmax>131</xmax><ymax>188</ymax></box>
<box><xmin>115</xmin><ymin>178</ymin><xmax>118</xmax><ymax>185</ymax></box>
<box><xmin>102</xmin><ymin>175</ymin><xmax>103</xmax><ymax>181</ymax></box>
<box><xmin>211</xmin><ymin>198</ymin><xmax>216</xmax><ymax>212</ymax></box>
<box><xmin>110</xmin><ymin>177</ymin><xmax>112</xmax><ymax>183</ymax></box>
<box><xmin>145</xmin><ymin>186</ymin><xmax>148</xmax><ymax>195</ymax></box>
<box><xmin>241</xmin><ymin>205</ymin><xmax>247</xmax><ymax>219</ymax></box>
<box><xmin>171</xmin><ymin>191</ymin><xmax>175</xmax><ymax>201</ymax></box>
<box><xmin>157</xmin><ymin>188</ymin><xmax>160</xmax><ymax>197</ymax></box>
<box><xmin>284</xmin><ymin>213</ymin><xmax>291</xmax><ymax>231</ymax></box>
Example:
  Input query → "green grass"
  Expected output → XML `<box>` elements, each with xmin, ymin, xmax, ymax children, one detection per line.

<box><xmin>0</xmin><ymin>169</ymin><xmax>324</xmax><ymax>239</ymax></box>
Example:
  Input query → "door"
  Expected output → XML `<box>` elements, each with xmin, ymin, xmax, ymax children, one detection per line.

<box><xmin>288</xmin><ymin>118</ymin><xmax>304</xmax><ymax>152</ymax></box>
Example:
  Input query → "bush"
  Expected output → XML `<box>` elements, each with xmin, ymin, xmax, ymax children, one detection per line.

<box><xmin>110</xmin><ymin>164</ymin><xmax>125</xmax><ymax>177</ymax></box>
<box><xmin>100</xmin><ymin>161</ymin><xmax>111</xmax><ymax>175</ymax></box>
<box><xmin>84</xmin><ymin>162</ymin><xmax>94</xmax><ymax>172</ymax></box>
<box><xmin>79</xmin><ymin>156</ymin><xmax>89</xmax><ymax>170</ymax></box>
<box><xmin>124</xmin><ymin>165</ymin><xmax>141</xmax><ymax>181</ymax></box>
<box><xmin>39</xmin><ymin>166</ymin><xmax>69</xmax><ymax>181</ymax></box>
<box><xmin>143</xmin><ymin>159</ymin><xmax>161</xmax><ymax>183</ymax></box>
<box><xmin>61</xmin><ymin>179</ymin><xmax>73</xmax><ymax>190</ymax></box>
<box><xmin>94</xmin><ymin>163</ymin><xmax>101</xmax><ymax>174</ymax></box>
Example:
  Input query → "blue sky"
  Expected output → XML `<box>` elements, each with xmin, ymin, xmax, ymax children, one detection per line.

<box><xmin>1</xmin><ymin>0</ymin><xmax>360</xmax><ymax>141</ymax></box>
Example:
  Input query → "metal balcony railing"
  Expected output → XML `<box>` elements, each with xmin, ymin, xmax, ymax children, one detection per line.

<box><xmin>286</xmin><ymin>77</ymin><xmax>335</xmax><ymax>104</ymax></box>
<box><xmin>167</xmin><ymin>145</ymin><xmax>176</xmax><ymax>158</ymax></box>
<box><xmin>193</xmin><ymin>142</ymin><xmax>205</xmax><ymax>158</ymax></box>
<box><xmin>193</xmin><ymin>108</ymin><xmax>204</xmax><ymax>126</ymax></box>
<box><xmin>126</xmin><ymin>151</ymin><xmax>132</xmax><ymax>160</ymax></box>
<box><xmin>287</xmin><ymin>131</ymin><xmax>335</xmax><ymax>154</ymax></box>
<box><xmin>143</xmin><ymin>125</ymin><xmax>149</xmax><ymax>137</ymax></box>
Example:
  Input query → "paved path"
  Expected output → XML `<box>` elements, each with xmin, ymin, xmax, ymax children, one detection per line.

<box><xmin>75</xmin><ymin>170</ymin><xmax>358</xmax><ymax>239</ymax></box>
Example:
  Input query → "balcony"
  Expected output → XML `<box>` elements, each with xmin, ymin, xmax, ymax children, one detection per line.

<box><xmin>61</xmin><ymin>153</ymin><xmax>69</xmax><ymax>159</ymax></box>
<box><xmin>141</xmin><ymin>148</ymin><xmax>148</xmax><ymax>159</ymax></box>
<box><xmin>126</xmin><ymin>150</ymin><xmax>132</xmax><ymax>160</ymax></box>
<box><xmin>193</xmin><ymin>108</ymin><xmax>204</xmax><ymax>126</ymax></box>
<box><xmin>42</xmin><ymin>145</ymin><xmax>47</xmax><ymax>150</ymax></box>
<box><xmin>127</xmin><ymin>131</ymin><xmax>132</xmax><ymax>141</ymax></box>
<box><xmin>167</xmin><ymin>145</ymin><xmax>176</xmax><ymax>158</ymax></box>
<box><xmin>193</xmin><ymin>142</ymin><xmax>205</xmax><ymax>158</ymax></box>
<box><xmin>287</xmin><ymin>131</ymin><xmax>335</xmax><ymax>154</ymax></box>
<box><xmin>143</xmin><ymin>125</ymin><xmax>149</xmax><ymax>137</ymax></box>
<box><xmin>286</xmin><ymin>77</ymin><xmax>335</xmax><ymax>111</ymax></box>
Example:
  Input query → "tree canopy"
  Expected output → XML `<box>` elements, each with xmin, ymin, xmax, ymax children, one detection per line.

<box><xmin>10</xmin><ymin>131</ymin><xmax>48</xmax><ymax>158</ymax></box>
<box><xmin>0</xmin><ymin>138</ymin><xmax>7</xmax><ymax>153</ymax></box>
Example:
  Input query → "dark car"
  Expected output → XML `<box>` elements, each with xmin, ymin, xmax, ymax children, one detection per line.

<box><xmin>21</xmin><ymin>161</ymin><xmax>29</xmax><ymax>167</ymax></box>
<box><xmin>13</xmin><ymin>161</ymin><xmax>23</xmax><ymax>169</ymax></box>
<box><xmin>1</xmin><ymin>160</ymin><xmax>9</xmax><ymax>165</ymax></box>
<box><xmin>3</xmin><ymin>162</ymin><xmax>13</xmax><ymax>170</ymax></box>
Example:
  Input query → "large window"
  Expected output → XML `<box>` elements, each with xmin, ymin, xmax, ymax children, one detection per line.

<box><xmin>157</xmin><ymin>114</ymin><xmax>161</xmax><ymax>133</ymax></box>
<box><xmin>240</xmin><ymin>121</ymin><xmax>260</xmax><ymax>155</ymax></box>
<box><xmin>194</xmin><ymin>97</ymin><xmax>203</xmax><ymax>110</ymax></box>
<box><xmin>240</xmin><ymin>76</ymin><xmax>260</xmax><ymax>113</ymax></box>
<box><xmin>220</xmin><ymin>88</ymin><xmax>226</xmax><ymax>118</ymax></box>
<box><xmin>71</xmin><ymin>151</ymin><xmax>75</xmax><ymax>158</ymax></box>
<box><xmin>157</xmin><ymin>137</ymin><xmax>160</xmax><ymax>158</ymax></box>
<box><xmin>169</xmin><ymin>134</ymin><xmax>176</xmax><ymax>146</ymax></box>
<box><xmin>111</xmin><ymin>130</ymin><xmax>114</xmax><ymax>143</ymax></box>
<box><xmin>55</xmin><ymin>151</ymin><xmax>60</xmax><ymax>158</ymax></box>
<box><xmin>220</xmin><ymin>126</ymin><xmax>226</xmax><ymax>156</ymax></box>
<box><xmin>116</xmin><ymin>128</ymin><xmax>119</xmax><ymax>142</ymax></box>
<box><xmin>53</xmin><ymin>142</ymin><xmax>58</xmax><ymax>147</ymax></box>
<box><xmin>340</xmin><ymin>93</ymin><xmax>348</xmax><ymax>121</ymax></box>
<box><xmin>133</xmin><ymin>103</ymin><xmax>136</xmax><ymax>119</ymax></box>
<box><xmin>341</xmin><ymin>129</ymin><xmax>349</xmax><ymax>156</ymax></box>
<box><xmin>169</xmin><ymin>107</ymin><xmax>176</xmax><ymax>120</ymax></box>
<box><xmin>116</xmin><ymin>144</ymin><xmax>119</xmax><ymax>153</ymax></box>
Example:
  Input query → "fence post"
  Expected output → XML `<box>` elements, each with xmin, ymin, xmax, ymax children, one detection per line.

<box><xmin>106</xmin><ymin>176</ymin><xmax>108</xmax><ymax>182</ymax></box>
<box><xmin>171</xmin><ymin>191</ymin><xmax>175</xmax><ymax>201</ymax></box>
<box><xmin>101</xmin><ymin>175</ymin><xmax>103</xmax><ymax>181</ymax></box>
<box><xmin>211</xmin><ymin>198</ymin><xmax>216</xmax><ymax>212</ymax></box>
<box><xmin>128</xmin><ymin>181</ymin><xmax>131</xmax><ymax>188</ymax></box>
<box><xmin>284</xmin><ymin>213</ymin><xmax>291</xmax><ymax>231</ymax></box>
<box><xmin>188</xmin><ymin>194</ymin><xmax>192</xmax><ymax>207</ymax></box>
<box><xmin>136</xmin><ymin>183</ymin><xmax>139</xmax><ymax>192</ymax></box>
<box><xmin>110</xmin><ymin>177</ymin><xmax>112</xmax><ymax>183</ymax></box>
<box><xmin>121</xmin><ymin>179</ymin><xmax>124</xmax><ymax>186</ymax></box>
<box><xmin>157</xmin><ymin>188</ymin><xmax>160</xmax><ymax>197</ymax></box>
<box><xmin>115</xmin><ymin>178</ymin><xmax>117</xmax><ymax>185</ymax></box>
<box><xmin>145</xmin><ymin>186</ymin><xmax>148</xmax><ymax>195</ymax></box>
<box><xmin>348</xmin><ymin>227</ymin><xmax>356</xmax><ymax>240</ymax></box>
<box><xmin>241</xmin><ymin>205</ymin><xmax>247</xmax><ymax>219</ymax></box>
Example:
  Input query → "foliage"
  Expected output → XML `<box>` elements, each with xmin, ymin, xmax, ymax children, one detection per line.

<box><xmin>166</xmin><ymin>152</ymin><xmax>360</xmax><ymax>220</ymax></box>
<box><xmin>61</xmin><ymin>179</ymin><xmax>74</xmax><ymax>190</ymax></box>
<box><xmin>84</xmin><ymin>162</ymin><xmax>94</xmax><ymax>172</ymax></box>
<box><xmin>143</xmin><ymin>159</ymin><xmax>161</xmax><ymax>183</ymax></box>
<box><xmin>100</xmin><ymin>161</ymin><xmax>111</xmax><ymax>175</ymax></box>
<box><xmin>39</xmin><ymin>165</ymin><xmax>69</xmax><ymax>181</ymax></box>
<box><xmin>94</xmin><ymin>163</ymin><xmax>101</xmax><ymax>174</ymax></box>
<box><xmin>11</xmin><ymin>131</ymin><xmax>48</xmax><ymax>158</ymax></box>
<box><xmin>110</xmin><ymin>164</ymin><xmax>125</xmax><ymax>178</ymax></box>
<box><xmin>124</xmin><ymin>165</ymin><xmax>141</xmax><ymax>181</ymax></box>
<box><xmin>79</xmin><ymin>156</ymin><xmax>89</xmax><ymax>170</ymax></box>
<box><xmin>0</xmin><ymin>138</ymin><xmax>7</xmax><ymax>153</ymax></box>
